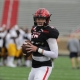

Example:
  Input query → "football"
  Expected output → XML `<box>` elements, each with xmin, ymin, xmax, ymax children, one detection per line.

<box><xmin>22</xmin><ymin>42</ymin><xmax>32</xmax><ymax>57</ymax></box>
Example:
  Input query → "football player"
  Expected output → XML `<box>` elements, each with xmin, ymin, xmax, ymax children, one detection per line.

<box><xmin>6</xmin><ymin>28</ymin><xmax>17</xmax><ymax>67</ymax></box>
<box><xmin>0</xmin><ymin>27</ymin><xmax>7</xmax><ymax>66</ymax></box>
<box><xmin>23</xmin><ymin>8</ymin><xmax>59</xmax><ymax>80</ymax></box>
<box><xmin>23</xmin><ymin>28</ymin><xmax>32</xmax><ymax>67</ymax></box>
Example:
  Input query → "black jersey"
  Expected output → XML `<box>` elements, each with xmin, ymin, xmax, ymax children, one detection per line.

<box><xmin>31</xmin><ymin>25</ymin><xmax>59</xmax><ymax>68</ymax></box>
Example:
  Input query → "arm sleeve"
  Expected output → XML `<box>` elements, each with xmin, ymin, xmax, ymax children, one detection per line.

<box><xmin>43</xmin><ymin>38</ymin><xmax>58</xmax><ymax>58</ymax></box>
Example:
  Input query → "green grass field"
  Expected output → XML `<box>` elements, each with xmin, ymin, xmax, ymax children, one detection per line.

<box><xmin>0</xmin><ymin>56</ymin><xmax>80</xmax><ymax>80</ymax></box>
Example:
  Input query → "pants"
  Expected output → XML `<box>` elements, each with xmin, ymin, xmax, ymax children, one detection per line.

<box><xmin>15</xmin><ymin>49</ymin><xmax>22</xmax><ymax>57</ymax></box>
<box><xmin>28</xmin><ymin>66</ymin><xmax>52</xmax><ymax>80</ymax></box>
<box><xmin>7</xmin><ymin>44</ymin><xmax>16</xmax><ymax>56</ymax></box>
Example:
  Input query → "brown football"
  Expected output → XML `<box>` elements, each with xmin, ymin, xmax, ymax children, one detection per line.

<box><xmin>22</xmin><ymin>43</ymin><xmax>32</xmax><ymax>57</ymax></box>
<box><xmin>22</xmin><ymin>44</ymin><xmax>27</xmax><ymax>54</ymax></box>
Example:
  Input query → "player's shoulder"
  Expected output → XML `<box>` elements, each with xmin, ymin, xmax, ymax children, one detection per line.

<box><xmin>45</xmin><ymin>26</ymin><xmax>59</xmax><ymax>39</ymax></box>
<box><xmin>46</xmin><ymin>26</ymin><xmax>58</xmax><ymax>31</ymax></box>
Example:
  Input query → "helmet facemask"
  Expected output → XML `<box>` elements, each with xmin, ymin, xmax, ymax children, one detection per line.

<box><xmin>34</xmin><ymin>17</ymin><xmax>47</xmax><ymax>26</ymax></box>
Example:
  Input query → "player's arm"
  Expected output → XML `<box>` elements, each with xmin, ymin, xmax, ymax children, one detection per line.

<box><xmin>25</xmin><ymin>38</ymin><xmax>58</xmax><ymax>58</ymax></box>
<box><xmin>41</xmin><ymin>38</ymin><xmax>58</xmax><ymax>58</ymax></box>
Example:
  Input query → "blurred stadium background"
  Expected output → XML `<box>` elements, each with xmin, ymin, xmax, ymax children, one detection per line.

<box><xmin>0</xmin><ymin>0</ymin><xmax>80</xmax><ymax>34</ymax></box>
<box><xmin>0</xmin><ymin>0</ymin><xmax>80</xmax><ymax>80</ymax></box>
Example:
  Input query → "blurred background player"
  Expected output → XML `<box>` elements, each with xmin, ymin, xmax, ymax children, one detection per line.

<box><xmin>14</xmin><ymin>25</ymin><xmax>23</xmax><ymax>66</ymax></box>
<box><xmin>67</xmin><ymin>34</ymin><xmax>80</xmax><ymax>69</ymax></box>
<box><xmin>6</xmin><ymin>26</ymin><xmax>17</xmax><ymax>67</ymax></box>
<box><xmin>0</xmin><ymin>27</ymin><xmax>7</xmax><ymax>66</ymax></box>
<box><xmin>23</xmin><ymin>28</ymin><xmax>32</xmax><ymax>67</ymax></box>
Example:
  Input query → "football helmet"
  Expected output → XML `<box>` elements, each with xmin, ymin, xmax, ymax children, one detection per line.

<box><xmin>33</xmin><ymin>8</ymin><xmax>51</xmax><ymax>26</ymax></box>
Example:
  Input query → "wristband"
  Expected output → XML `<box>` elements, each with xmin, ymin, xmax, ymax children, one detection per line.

<box><xmin>38</xmin><ymin>48</ymin><xmax>44</xmax><ymax>54</ymax></box>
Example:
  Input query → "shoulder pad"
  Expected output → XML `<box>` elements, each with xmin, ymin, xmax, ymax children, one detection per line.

<box><xmin>47</xmin><ymin>26</ymin><xmax>59</xmax><ymax>39</ymax></box>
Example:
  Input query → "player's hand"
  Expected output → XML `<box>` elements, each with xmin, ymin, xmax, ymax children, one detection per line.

<box><xmin>25</xmin><ymin>41</ymin><xmax>38</xmax><ymax>53</ymax></box>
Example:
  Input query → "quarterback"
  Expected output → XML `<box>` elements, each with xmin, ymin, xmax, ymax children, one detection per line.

<box><xmin>22</xmin><ymin>8</ymin><xmax>59</xmax><ymax>80</ymax></box>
